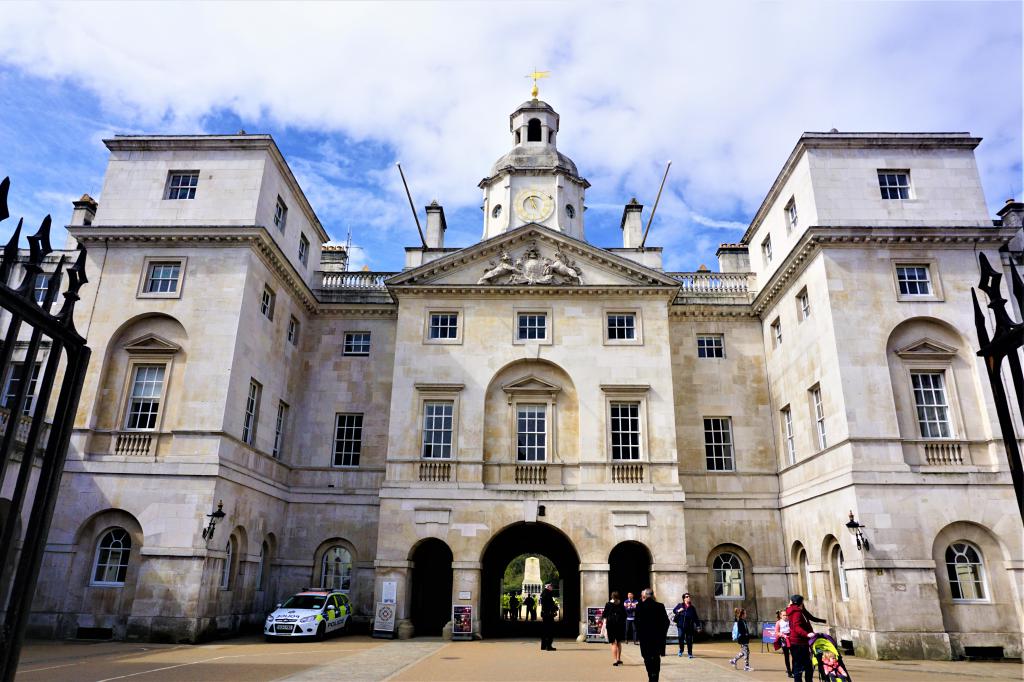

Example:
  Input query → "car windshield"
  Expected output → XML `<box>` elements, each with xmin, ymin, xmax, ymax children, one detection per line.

<box><xmin>280</xmin><ymin>595</ymin><xmax>326</xmax><ymax>610</ymax></box>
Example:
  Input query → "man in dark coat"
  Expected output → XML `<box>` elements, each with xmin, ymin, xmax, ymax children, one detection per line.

<box><xmin>510</xmin><ymin>593</ymin><xmax>519</xmax><ymax>621</ymax></box>
<box><xmin>634</xmin><ymin>588</ymin><xmax>669</xmax><ymax>682</ymax></box>
<box><xmin>524</xmin><ymin>593</ymin><xmax>537</xmax><ymax>621</ymax></box>
<box><xmin>539</xmin><ymin>583</ymin><xmax>558</xmax><ymax>650</ymax></box>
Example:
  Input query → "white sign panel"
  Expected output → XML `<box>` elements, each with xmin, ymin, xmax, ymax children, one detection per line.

<box><xmin>375</xmin><ymin>602</ymin><xmax>396</xmax><ymax>633</ymax></box>
<box><xmin>382</xmin><ymin>581</ymin><xmax>397</xmax><ymax>604</ymax></box>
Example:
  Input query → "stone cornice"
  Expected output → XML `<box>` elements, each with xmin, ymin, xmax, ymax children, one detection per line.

<box><xmin>750</xmin><ymin>226</ymin><xmax>1017</xmax><ymax>316</ymax></box>
<box><xmin>669</xmin><ymin>303</ymin><xmax>756</xmax><ymax>318</ymax></box>
<box><xmin>316</xmin><ymin>305</ymin><xmax>397</xmax><ymax>318</ymax></box>
<box><xmin>389</xmin><ymin>284</ymin><xmax>679</xmax><ymax>298</ymax></box>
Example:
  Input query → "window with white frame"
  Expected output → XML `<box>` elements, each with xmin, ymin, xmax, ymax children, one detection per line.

<box><xmin>91</xmin><ymin>528</ymin><xmax>131</xmax><ymax>586</ymax></box>
<box><xmin>835</xmin><ymin>546</ymin><xmax>849</xmax><ymax>601</ymax></box>
<box><xmin>333</xmin><ymin>413</ymin><xmax>363</xmax><ymax>467</ymax></box>
<box><xmin>771</xmin><ymin>318</ymin><xmax>782</xmax><ymax>347</ymax></box>
<box><xmin>517</xmin><ymin>313</ymin><xmax>547</xmax><ymax>341</ymax></box>
<box><xmin>220</xmin><ymin>539</ymin><xmax>233</xmax><ymax>589</ymax></box>
<box><xmin>428</xmin><ymin>313</ymin><xmax>459</xmax><ymax>340</ymax></box>
<box><xmin>260</xmin><ymin>285</ymin><xmax>275</xmax><ymax>320</ymax></box>
<box><xmin>713</xmin><ymin>552</ymin><xmax>744</xmax><ymax>599</ymax></box>
<box><xmin>145</xmin><ymin>261</ymin><xmax>182</xmax><ymax>294</ymax></box>
<box><xmin>610</xmin><ymin>402</ymin><xmax>641</xmax><ymax>460</ymax></box>
<box><xmin>33</xmin><ymin>273</ymin><xmax>50</xmax><ymax>305</ymax></box>
<box><xmin>703</xmin><ymin>417</ymin><xmax>735</xmax><ymax>471</ymax></box>
<box><xmin>878</xmin><ymin>170</ymin><xmax>911</xmax><ymax>200</ymax></box>
<box><xmin>797</xmin><ymin>288</ymin><xmax>810</xmax><ymax>321</ymax></box>
<box><xmin>606</xmin><ymin>313</ymin><xmax>636</xmax><ymax>340</ymax></box>
<box><xmin>762</xmin><ymin>235</ymin><xmax>773</xmax><ymax>264</ymax></box>
<box><xmin>945</xmin><ymin>542</ymin><xmax>987</xmax><ymax>601</ymax></box>
<box><xmin>785</xmin><ymin>197</ymin><xmax>798</xmax><ymax>232</ymax></box>
<box><xmin>166</xmin><ymin>171</ymin><xmax>198</xmax><ymax>200</ymax></box>
<box><xmin>125</xmin><ymin>364</ymin><xmax>165</xmax><ymax>430</ymax></box>
<box><xmin>3</xmin><ymin>362</ymin><xmax>41</xmax><ymax>416</ymax></box>
<box><xmin>911</xmin><ymin>372</ymin><xmax>951</xmax><ymax>438</ymax></box>
<box><xmin>515</xmin><ymin>404</ymin><xmax>547</xmax><ymax>462</ymax></box>
<box><xmin>298</xmin><ymin>234</ymin><xmax>309</xmax><ymax>267</ymax></box>
<box><xmin>811</xmin><ymin>386</ymin><xmax>826</xmax><ymax>449</ymax></box>
<box><xmin>896</xmin><ymin>265</ymin><xmax>932</xmax><ymax>296</ymax></box>
<box><xmin>782</xmin><ymin>406</ymin><xmax>796</xmax><ymax>466</ymax></box>
<box><xmin>242</xmin><ymin>379</ymin><xmax>261</xmax><ymax>445</ymax></box>
<box><xmin>287</xmin><ymin>316</ymin><xmax>300</xmax><ymax>346</ymax></box>
<box><xmin>274</xmin><ymin>196</ymin><xmax>288</xmax><ymax>231</ymax></box>
<box><xmin>321</xmin><ymin>546</ymin><xmax>352</xmax><ymax>591</ymax></box>
<box><xmin>697</xmin><ymin>334</ymin><xmax>724</xmax><ymax>358</ymax></box>
<box><xmin>343</xmin><ymin>331</ymin><xmax>371</xmax><ymax>356</ymax></box>
<box><xmin>272</xmin><ymin>401</ymin><xmax>288</xmax><ymax>459</ymax></box>
<box><xmin>421</xmin><ymin>401</ymin><xmax>453</xmax><ymax>458</ymax></box>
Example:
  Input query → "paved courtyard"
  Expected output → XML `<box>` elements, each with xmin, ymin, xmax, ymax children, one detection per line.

<box><xmin>14</xmin><ymin>636</ymin><xmax>1022</xmax><ymax>681</ymax></box>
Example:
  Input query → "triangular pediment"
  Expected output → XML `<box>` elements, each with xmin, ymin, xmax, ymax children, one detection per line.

<box><xmin>894</xmin><ymin>337</ymin><xmax>958</xmax><ymax>359</ymax></box>
<box><xmin>502</xmin><ymin>374</ymin><xmax>562</xmax><ymax>398</ymax></box>
<box><xmin>386</xmin><ymin>224</ymin><xmax>681</xmax><ymax>290</ymax></box>
<box><xmin>123</xmin><ymin>333</ymin><xmax>181</xmax><ymax>355</ymax></box>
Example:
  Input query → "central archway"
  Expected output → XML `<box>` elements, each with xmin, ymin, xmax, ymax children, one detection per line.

<box><xmin>481</xmin><ymin>522</ymin><xmax>580</xmax><ymax>638</ymax></box>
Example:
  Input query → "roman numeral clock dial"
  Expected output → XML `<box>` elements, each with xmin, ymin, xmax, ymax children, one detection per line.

<box><xmin>514</xmin><ymin>188</ymin><xmax>554</xmax><ymax>222</ymax></box>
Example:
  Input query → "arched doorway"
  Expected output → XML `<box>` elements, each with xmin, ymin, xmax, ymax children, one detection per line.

<box><xmin>609</xmin><ymin>541</ymin><xmax>651</xmax><ymax>600</ymax></box>
<box><xmin>410</xmin><ymin>539</ymin><xmax>453</xmax><ymax>637</ymax></box>
<box><xmin>481</xmin><ymin>522</ymin><xmax>580</xmax><ymax>638</ymax></box>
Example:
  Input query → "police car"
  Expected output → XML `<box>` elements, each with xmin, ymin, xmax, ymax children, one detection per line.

<box><xmin>264</xmin><ymin>589</ymin><xmax>352</xmax><ymax>641</ymax></box>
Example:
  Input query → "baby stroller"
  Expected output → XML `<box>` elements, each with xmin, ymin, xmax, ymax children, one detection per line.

<box><xmin>809</xmin><ymin>632</ymin><xmax>852</xmax><ymax>682</ymax></box>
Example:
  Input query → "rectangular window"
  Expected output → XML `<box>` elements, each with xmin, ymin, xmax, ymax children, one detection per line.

<box><xmin>517</xmin><ymin>313</ymin><xmax>547</xmax><ymax>341</ymax></box>
<box><xmin>33</xmin><ymin>273</ymin><xmax>50</xmax><ymax>305</ymax></box>
<box><xmin>811</xmin><ymin>386</ymin><xmax>827</xmax><ymax>450</ymax></box>
<box><xmin>333</xmin><ymin>413</ymin><xmax>363</xmax><ymax>467</ymax></box>
<box><xmin>274</xmin><ymin>196</ymin><xmax>288</xmax><ymax>231</ymax></box>
<box><xmin>606</xmin><ymin>313</ymin><xmax>636</xmax><ymax>340</ymax></box>
<box><xmin>125</xmin><ymin>364</ymin><xmax>165</xmax><ymax>430</ymax></box>
<box><xmin>696</xmin><ymin>334</ymin><xmax>724</xmax><ymax>358</ymax></box>
<box><xmin>797</xmin><ymin>288</ymin><xmax>810</xmax><ymax>321</ymax></box>
<box><xmin>878</xmin><ymin>170</ymin><xmax>911</xmax><ymax>200</ymax></box>
<box><xmin>166</xmin><ymin>171</ymin><xmax>198</xmax><ymax>200</ymax></box>
<box><xmin>421</xmin><ymin>401</ymin><xmax>454</xmax><ymax>459</ymax></box>
<box><xmin>785</xmin><ymin>197</ymin><xmax>798</xmax><ymax>232</ymax></box>
<box><xmin>298</xmin><ymin>234</ymin><xmax>310</xmax><ymax>267</ymax></box>
<box><xmin>771</xmin><ymin>318</ymin><xmax>782</xmax><ymax>347</ymax></box>
<box><xmin>343</xmin><ymin>331</ymin><xmax>371</xmax><ymax>356</ymax></box>
<box><xmin>516</xmin><ymin>404</ymin><xmax>547</xmax><ymax>462</ymax></box>
<box><xmin>762</xmin><ymin>235</ymin><xmax>773</xmax><ymax>264</ymax></box>
<box><xmin>287</xmin><ymin>316</ymin><xmax>300</xmax><ymax>346</ymax></box>
<box><xmin>273</xmin><ymin>401</ymin><xmax>288</xmax><ymax>459</ymax></box>
<box><xmin>912</xmin><ymin>372</ymin><xmax>951</xmax><ymax>438</ymax></box>
<box><xmin>896</xmin><ymin>265</ymin><xmax>932</xmax><ymax>296</ymax></box>
<box><xmin>242</xmin><ymin>379</ymin><xmax>261</xmax><ymax>445</ymax></box>
<box><xmin>3</xmin><ymin>362</ymin><xmax>41</xmax><ymax>416</ymax></box>
<box><xmin>260</xmin><ymin>285</ymin><xmax>275</xmax><ymax>320</ymax></box>
<box><xmin>610</xmin><ymin>402</ymin><xmax>641</xmax><ymax>460</ymax></box>
<box><xmin>429</xmin><ymin>313</ymin><xmax>459</xmax><ymax>340</ymax></box>
<box><xmin>703</xmin><ymin>417</ymin><xmax>735</xmax><ymax>471</ymax></box>
<box><xmin>782</xmin><ymin>406</ymin><xmax>796</xmax><ymax>466</ymax></box>
<box><xmin>145</xmin><ymin>261</ymin><xmax>181</xmax><ymax>294</ymax></box>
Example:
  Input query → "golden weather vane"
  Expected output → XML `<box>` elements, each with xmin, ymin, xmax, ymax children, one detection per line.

<box><xmin>526</xmin><ymin>69</ymin><xmax>550</xmax><ymax>99</ymax></box>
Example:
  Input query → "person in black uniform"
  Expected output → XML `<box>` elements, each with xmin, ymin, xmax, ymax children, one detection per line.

<box><xmin>524</xmin><ymin>593</ymin><xmax>537</xmax><ymax>621</ymax></box>
<box><xmin>510</xmin><ymin>593</ymin><xmax>519</xmax><ymax>621</ymax></box>
<box><xmin>634</xmin><ymin>588</ymin><xmax>669</xmax><ymax>682</ymax></box>
<box><xmin>540</xmin><ymin>583</ymin><xmax>558</xmax><ymax>650</ymax></box>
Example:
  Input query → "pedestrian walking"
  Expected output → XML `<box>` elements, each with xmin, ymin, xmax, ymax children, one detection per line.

<box><xmin>634</xmin><ymin>588</ymin><xmax>669</xmax><ymax>682</ymax></box>
<box><xmin>728</xmin><ymin>607</ymin><xmax>753</xmax><ymax>672</ymax></box>
<box><xmin>623</xmin><ymin>592</ymin><xmax>638</xmax><ymax>644</ymax></box>
<box><xmin>539</xmin><ymin>583</ymin><xmax>558</xmax><ymax>651</ymax></box>
<box><xmin>524</xmin><ymin>593</ymin><xmax>536</xmax><ymax>621</ymax></box>
<box><xmin>774</xmin><ymin>609</ymin><xmax>792</xmax><ymax>678</ymax></box>
<box><xmin>671</xmin><ymin>592</ymin><xmax>699</xmax><ymax>658</ymax></box>
<box><xmin>785</xmin><ymin>595</ymin><xmax>817</xmax><ymax>682</ymax></box>
<box><xmin>510</xmin><ymin>593</ymin><xmax>519</xmax><ymax>621</ymax></box>
<box><xmin>602</xmin><ymin>591</ymin><xmax>628</xmax><ymax>666</ymax></box>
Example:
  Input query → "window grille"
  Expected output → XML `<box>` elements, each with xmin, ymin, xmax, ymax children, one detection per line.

<box><xmin>333</xmin><ymin>413</ymin><xmax>363</xmax><ymax>467</ymax></box>
<box><xmin>274</xmin><ymin>197</ymin><xmax>288</xmax><ymax>231</ymax></box>
<box><xmin>273</xmin><ymin>402</ymin><xmax>288</xmax><ymax>459</ymax></box>
<box><xmin>896</xmin><ymin>265</ymin><xmax>932</xmax><ymax>296</ymax></box>
<box><xmin>287</xmin><ymin>317</ymin><xmax>299</xmax><ymax>345</ymax></box>
<box><xmin>811</xmin><ymin>387</ymin><xmax>826</xmax><ymax>449</ymax></box>
<box><xmin>429</xmin><ymin>313</ymin><xmax>459</xmax><ymax>340</ymax></box>
<box><xmin>242</xmin><ymin>379</ymin><xmax>261</xmax><ymax>445</ymax></box>
<box><xmin>343</xmin><ymin>332</ymin><xmax>371</xmax><ymax>355</ymax></box>
<box><xmin>946</xmin><ymin>542</ymin><xmax>986</xmax><ymax>601</ymax></box>
<box><xmin>321</xmin><ymin>546</ymin><xmax>353</xmax><ymax>591</ymax></box>
<box><xmin>3</xmin><ymin>362</ymin><xmax>41</xmax><ymax>416</ymax></box>
<box><xmin>713</xmin><ymin>552</ymin><xmax>744</xmax><ymax>598</ymax></box>
<box><xmin>607</xmin><ymin>313</ymin><xmax>636</xmax><ymax>340</ymax></box>
<box><xmin>421</xmin><ymin>401</ymin><xmax>453</xmax><ymax>458</ymax></box>
<box><xmin>33</xmin><ymin>273</ymin><xmax>50</xmax><ymax>304</ymax></box>
<box><xmin>696</xmin><ymin>334</ymin><xmax>724</xmax><ymax>358</ymax></box>
<box><xmin>516</xmin><ymin>404</ymin><xmax>546</xmax><ymax>461</ymax></box>
<box><xmin>610</xmin><ymin>402</ymin><xmax>641</xmax><ymax>460</ymax></box>
<box><xmin>145</xmin><ymin>262</ymin><xmax>181</xmax><ymax>294</ymax></box>
<box><xmin>517</xmin><ymin>313</ymin><xmax>547</xmax><ymax>340</ymax></box>
<box><xmin>166</xmin><ymin>172</ymin><xmax>198</xmax><ymax>200</ymax></box>
<box><xmin>782</xmin><ymin>407</ymin><xmax>796</xmax><ymax>465</ymax></box>
<box><xmin>911</xmin><ymin>372</ymin><xmax>951</xmax><ymax>438</ymax></box>
<box><xmin>704</xmin><ymin>417</ymin><xmax>735</xmax><ymax>471</ymax></box>
<box><xmin>260</xmin><ymin>286</ymin><xmax>275</xmax><ymax>320</ymax></box>
<box><xmin>125</xmin><ymin>365</ymin><xmax>164</xmax><ymax>430</ymax></box>
<box><xmin>299</xmin><ymin>234</ymin><xmax>309</xmax><ymax>266</ymax></box>
<box><xmin>878</xmin><ymin>171</ymin><xmax>911</xmax><ymax>200</ymax></box>
<box><xmin>91</xmin><ymin>528</ymin><xmax>131</xmax><ymax>586</ymax></box>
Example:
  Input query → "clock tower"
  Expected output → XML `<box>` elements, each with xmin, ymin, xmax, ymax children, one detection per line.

<box><xmin>479</xmin><ymin>97</ymin><xmax>590</xmax><ymax>241</ymax></box>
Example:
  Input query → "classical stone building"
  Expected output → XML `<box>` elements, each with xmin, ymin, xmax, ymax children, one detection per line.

<box><xmin>7</xmin><ymin>95</ymin><xmax>1023</xmax><ymax>659</ymax></box>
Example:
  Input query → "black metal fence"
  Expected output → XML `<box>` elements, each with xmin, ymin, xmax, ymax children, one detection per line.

<box><xmin>0</xmin><ymin>177</ymin><xmax>91</xmax><ymax>682</ymax></box>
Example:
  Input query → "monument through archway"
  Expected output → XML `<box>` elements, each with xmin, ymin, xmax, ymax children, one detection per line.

<box><xmin>608</xmin><ymin>541</ymin><xmax>651</xmax><ymax>601</ymax></box>
<box><xmin>410</xmin><ymin>538</ymin><xmax>453</xmax><ymax>637</ymax></box>
<box><xmin>481</xmin><ymin>522</ymin><xmax>580</xmax><ymax>638</ymax></box>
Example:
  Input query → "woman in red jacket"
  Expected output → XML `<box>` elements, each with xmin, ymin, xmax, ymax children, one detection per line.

<box><xmin>785</xmin><ymin>595</ymin><xmax>821</xmax><ymax>682</ymax></box>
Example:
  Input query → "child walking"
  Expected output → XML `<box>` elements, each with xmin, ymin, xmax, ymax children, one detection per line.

<box><xmin>729</xmin><ymin>607</ymin><xmax>753</xmax><ymax>672</ymax></box>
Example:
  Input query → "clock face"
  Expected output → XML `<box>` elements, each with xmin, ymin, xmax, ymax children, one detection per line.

<box><xmin>514</xmin><ymin>189</ymin><xmax>555</xmax><ymax>222</ymax></box>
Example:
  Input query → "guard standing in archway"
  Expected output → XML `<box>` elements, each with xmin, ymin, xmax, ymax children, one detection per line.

<box><xmin>540</xmin><ymin>583</ymin><xmax>558</xmax><ymax>650</ymax></box>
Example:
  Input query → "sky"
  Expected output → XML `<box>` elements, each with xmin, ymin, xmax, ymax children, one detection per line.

<box><xmin>0</xmin><ymin>1</ymin><xmax>1020</xmax><ymax>273</ymax></box>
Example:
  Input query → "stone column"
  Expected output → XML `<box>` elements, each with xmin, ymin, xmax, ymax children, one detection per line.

<box><xmin>652</xmin><ymin>562</ymin><xmax>688</xmax><ymax>605</ymax></box>
<box><xmin>452</xmin><ymin>561</ymin><xmax>482</xmax><ymax>637</ymax></box>
<box><xmin>580</xmin><ymin>562</ymin><xmax>609</xmax><ymax>637</ymax></box>
<box><xmin>374</xmin><ymin>559</ymin><xmax>412</xmax><ymax>636</ymax></box>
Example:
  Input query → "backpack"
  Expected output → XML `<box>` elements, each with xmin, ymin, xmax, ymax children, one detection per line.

<box><xmin>605</xmin><ymin>604</ymin><xmax>622</xmax><ymax>628</ymax></box>
<box><xmin>731</xmin><ymin>621</ymin><xmax>740</xmax><ymax>641</ymax></box>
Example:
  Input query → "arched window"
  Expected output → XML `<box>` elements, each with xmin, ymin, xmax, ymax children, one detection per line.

<box><xmin>833</xmin><ymin>547</ymin><xmax>849</xmax><ymax>601</ymax></box>
<box><xmin>256</xmin><ymin>541</ymin><xmax>267</xmax><ymax>591</ymax></box>
<box><xmin>713</xmin><ymin>552</ymin><xmax>744</xmax><ymax>599</ymax></box>
<box><xmin>946</xmin><ymin>542</ymin><xmax>986</xmax><ymax>601</ymax></box>
<box><xmin>798</xmin><ymin>548</ymin><xmax>813</xmax><ymax>600</ymax></box>
<box><xmin>91</xmin><ymin>528</ymin><xmax>131</xmax><ymax>586</ymax></box>
<box><xmin>220</xmin><ymin>539</ymin><xmax>233</xmax><ymax>590</ymax></box>
<box><xmin>527</xmin><ymin>118</ymin><xmax>542</xmax><ymax>142</ymax></box>
<box><xmin>321</xmin><ymin>546</ymin><xmax>353</xmax><ymax>591</ymax></box>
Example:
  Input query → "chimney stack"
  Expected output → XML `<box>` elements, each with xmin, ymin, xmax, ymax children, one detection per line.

<box><xmin>425</xmin><ymin>201</ymin><xmax>446</xmax><ymax>249</ymax></box>
<box><xmin>621</xmin><ymin>198</ymin><xmax>643</xmax><ymax>248</ymax></box>
<box><xmin>71</xmin><ymin>194</ymin><xmax>97</xmax><ymax>226</ymax></box>
<box><xmin>716</xmin><ymin>243</ymin><xmax>750</xmax><ymax>273</ymax></box>
<box><xmin>998</xmin><ymin>197</ymin><xmax>1024</xmax><ymax>229</ymax></box>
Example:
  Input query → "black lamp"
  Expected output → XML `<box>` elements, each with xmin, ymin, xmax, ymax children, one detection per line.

<box><xmin>845</xmin><ymin>510</ymin><xmax>869</xmax><ymax>551</ymax></box>
<box><xmin>202</xmin><ymin>500</ymin><xmax>226</xmax><ymax>541</ymax></box>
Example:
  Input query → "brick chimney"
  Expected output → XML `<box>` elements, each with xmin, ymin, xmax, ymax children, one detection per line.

<box><xmin>621</xmin><ymin>198</ymin><xmax>643</xmax><ymax>248</ymax></box>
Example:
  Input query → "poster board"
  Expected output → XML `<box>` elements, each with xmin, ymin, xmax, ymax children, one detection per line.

<box><xmin>585</xmin><ymin>606</ymin><xmax>605</xmax><ymax>642</ymax></box>
<box><xmin>761</xmin><ymin>621</ymin><xmax>776</xmax><ymax>652</ymax></box>
<box><xmin>665</xmin><ymin>606</ymin><xmax>678</xmax><ymax>644</ymax></box>
<box><xmin>373</xmin><ymin>602</ymin><xmax>396</xmax><ymax>639</ymax></box>
<box><xmin>452</xmin><ymin>605</ymin><xmax>473</xmax><ymax>640</ymax></box>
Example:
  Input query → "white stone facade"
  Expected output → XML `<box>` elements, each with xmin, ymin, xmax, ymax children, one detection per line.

<box><xmin>9</xmin><ymin>99</ymin><xmax>1023</xmax><ymax>660</ymax></box>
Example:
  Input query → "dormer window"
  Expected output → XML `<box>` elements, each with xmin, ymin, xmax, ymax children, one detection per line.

<box><xmin>527</xmin><ymin>118</ymin><xmax>542</xmax><ymax>142</ymax></box>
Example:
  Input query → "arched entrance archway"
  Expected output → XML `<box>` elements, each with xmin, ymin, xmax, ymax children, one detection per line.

<box><xmin>481</xmin><ymin>522</ymin><xmax>580</xmax><ymax>638</ymax></box>
<box><xmin>410</xmin><ymin>539</ymin><xmax>453</xmax><ymax>637</ymax></box>
<box><xmin>609</xmin><ymin>541</ymin><xmax>651</xmax><ymax>600</ymax></box>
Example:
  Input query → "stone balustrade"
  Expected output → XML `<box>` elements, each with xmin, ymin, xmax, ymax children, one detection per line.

<box><xmin>611</xmin><ymin>462</ymin><xmax>645</xmax><ymax>484</ymax></box>
<box><xmin>921</xmin><ymin>440</ymin><xmax>967</xmax><ymax>466</ymax></box>
<box><xmin>113</xmin><ymin>431</ymin><xmax>154</xmax><ymax>457</ymax></box>
<box><xmin>318</xmin><ymin>271</ymin><xmax>396</xmax><ymax>290</ymax></box>
<box><xmin>514</xmin><ymin>463</ymin><xmax>548</xmax><ymax>485</ymax></box>
<box><xmin>419</xmin><ymin>460</ymin><xmax>451</xmax><ymax>482</ymax></box>
<box><xmin>0</xmin><ymin>406</ymin><xmax>50</xmax><ymax>452</ymax></box>
<box><xmin>669</xmin><ymin>271</ymin><xmax>752</xmax><ymax>296</ymax></box>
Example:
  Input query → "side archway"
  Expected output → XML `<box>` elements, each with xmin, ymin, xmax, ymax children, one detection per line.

<box><xmin>608</xmin><ymin>541</ymin><xmax>651</xmax><ymax>600</ymax></box>
<box><xmin>408</xmin><ymin>538</ymin><xmax>453</xmax><ymax>637</ymax></box>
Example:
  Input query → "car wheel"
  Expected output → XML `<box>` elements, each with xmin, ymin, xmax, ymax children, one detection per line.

<box><xmin>315</xmin><ymin>622</ymin><xmax>326</xmax><ymax>642</ymax></box>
